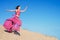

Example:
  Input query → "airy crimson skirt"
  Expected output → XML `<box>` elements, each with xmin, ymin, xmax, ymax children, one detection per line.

<box><xmin>3</xmin><ymin>16</ymin><xmax>22</xmax><ymax>31</ymax></box>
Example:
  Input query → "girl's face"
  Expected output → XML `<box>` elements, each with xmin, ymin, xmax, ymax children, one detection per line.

<box><xmin>18</xmin><ymin>7</ymin><xmax>21</xmax><ymax>9</ymax></box>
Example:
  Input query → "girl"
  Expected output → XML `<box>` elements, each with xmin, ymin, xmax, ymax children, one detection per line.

<box><xmin>3</xmin><ymin>5</ymin><xmax>27</xmax><ymax>35</ymax></box>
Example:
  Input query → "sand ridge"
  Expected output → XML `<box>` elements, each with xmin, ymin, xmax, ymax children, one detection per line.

<box><xmin>0</xmin><ymin>26</ymin><xmax>58</xmax><ymax>40</ymax></box>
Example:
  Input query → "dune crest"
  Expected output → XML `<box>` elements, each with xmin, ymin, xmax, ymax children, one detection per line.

<box><xmin>0</xmin><ymin>26</ymin><xmax>58</xmax><ymax>40</ymax></box>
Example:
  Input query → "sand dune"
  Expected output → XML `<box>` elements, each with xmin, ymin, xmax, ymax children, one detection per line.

<box><xmin>0</xmin><ymin>26</ymin><xmax>58</xmax><ymax>40</ymax></box>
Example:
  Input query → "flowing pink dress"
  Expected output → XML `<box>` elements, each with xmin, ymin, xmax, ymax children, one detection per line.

<box><xmin>3</xmin><ymin>10</ymin><xmax>22</xmax><ymax>32</ymax></box>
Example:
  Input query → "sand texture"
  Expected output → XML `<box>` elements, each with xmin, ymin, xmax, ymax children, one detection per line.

<box><xmin>0</xmin><ymin>26</ymin><xmax>58</xmax><ymax>40</ymax></box>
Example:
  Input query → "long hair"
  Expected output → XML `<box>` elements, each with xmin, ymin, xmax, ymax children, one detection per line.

<box><xmin>16</xmin><ymin>5</ymin><xmax>20</xmax><ymax>9</ymax></box>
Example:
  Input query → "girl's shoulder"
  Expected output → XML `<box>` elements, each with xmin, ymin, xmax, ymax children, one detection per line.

<box><xmin>16</xmin><ymin>9</ymin><xmax>20</xmax><ymax>12</ymax></box>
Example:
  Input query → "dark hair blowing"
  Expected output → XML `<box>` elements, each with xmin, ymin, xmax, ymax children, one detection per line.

<box><xmin>16</xmin><ymin>5</ymin><xmax>20</xmax><ymax>9</ymax></box>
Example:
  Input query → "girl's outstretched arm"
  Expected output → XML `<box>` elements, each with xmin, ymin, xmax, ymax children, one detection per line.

<box><xmin>20</xmin><ymin>6</ymin><xmax>28</xmax><ymax>12</ymax></box>
<box><xmin>7</xmin><ymin>10</ymin><xmax>16</xmax><ymax>12</ymax></box>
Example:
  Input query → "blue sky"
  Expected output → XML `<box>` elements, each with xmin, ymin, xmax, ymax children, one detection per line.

<box><xmin>0</xmin><ymin>0</ymin><xmax>60</xmax><ymax>39</ymax></box>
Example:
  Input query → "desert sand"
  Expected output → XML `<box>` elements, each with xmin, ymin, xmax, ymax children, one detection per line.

<box><xmin>0</xmin><ymin>25</ymin><xmax>58</xmax><ymax>40</ymax></box>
